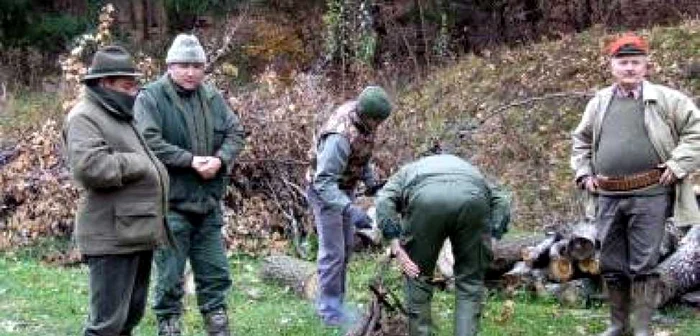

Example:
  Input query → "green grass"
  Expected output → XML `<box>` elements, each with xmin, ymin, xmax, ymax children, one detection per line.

<box><xmin>1</xmin><ymin>248</ymin><xmax>699</xmax><ymax>336</ymax></box>
<box><xmin>0</xmin><ymin>90</ymin><xmax>60</xmax><ymax>139</ymax></box>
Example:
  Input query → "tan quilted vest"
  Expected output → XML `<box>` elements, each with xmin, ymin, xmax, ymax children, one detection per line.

<box><xmin>308</xmin><ymin>101</ymin><xmax>376</xmax><ymax>190</ymax></box>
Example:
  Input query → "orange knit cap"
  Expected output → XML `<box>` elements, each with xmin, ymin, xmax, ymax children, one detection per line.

<box><xmin>606</xmin><ymin>33</ymin><xmax>649</xmax><ymax>57</ymax></box>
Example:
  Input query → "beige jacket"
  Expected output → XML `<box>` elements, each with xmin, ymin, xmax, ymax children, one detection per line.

<box><xmin>571</xmin><ymin>80</ymin><xmax>700</xmax><ymax>226</ymax></box>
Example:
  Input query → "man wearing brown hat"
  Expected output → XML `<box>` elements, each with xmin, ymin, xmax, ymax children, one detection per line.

<box><xmin>63</xmin><ymin>45</ymin><xmax>171</xmax><ymax>336</ymax></box>
<box><xmin>306</xmin><ymin>86</ymin><xmax>392</xmax><ymax>326</ymax></box>
<box><xmin>135</xmin><ymin>34</ymin><xmax>245</xmax><ymax>336</ymax></box>
<box><xmin>571</xmin><ymin>33</ymin><xmax>700</xmax><ymax>336</ymax></box>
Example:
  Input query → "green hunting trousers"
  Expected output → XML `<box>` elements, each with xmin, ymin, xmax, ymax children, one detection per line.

<box><xmin>402</xmin><ymin>180</ymin><xmax>493</xmax><ymax>336</ymax></box>
<box><xmin>153</xmin><ymin>208</ymin><xmax>232</xmax><ymax>318</ymax></box>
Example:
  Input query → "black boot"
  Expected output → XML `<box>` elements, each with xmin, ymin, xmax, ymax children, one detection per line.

<box><xmin>204</xmin><ymin>308</ymin><xmax>231</xmax><ymax>336</ymax></box>
<box><xmin>600</xmin><ymin>276</ymin><xmax>631</xmax><ymax>336</ymax></box>
<box><xmin>157</xmin><ymin>315</ymin><xmax>182</xmax><ymax>336</ymax></box>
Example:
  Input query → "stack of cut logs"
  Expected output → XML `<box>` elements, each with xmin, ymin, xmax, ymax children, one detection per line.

<box><xmin>438</xmin><ymin>220</ymin><xmax>700</xmax><ymax>308</ymax></box>
<box><xmin>260</xmin><ymin>220</ymin><xmax>700</xmax><ymax>307</ymax></box>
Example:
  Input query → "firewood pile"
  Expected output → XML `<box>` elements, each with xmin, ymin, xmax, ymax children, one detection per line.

<box><xmin>439</xmin><ymin>220</ymin><xmax>700</xmax><ymax>308</ymax></box>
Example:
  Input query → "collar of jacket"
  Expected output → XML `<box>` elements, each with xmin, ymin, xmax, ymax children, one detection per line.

<box><xmin>349</xmin><ymin>108</ymin><xmax>373</xmax><ymax>135</ymax></box>
<box><xmin>605</xmin><ymin>81</ymin><xmax>659</xmax><ymax>104</ymax></box>
<box><xmin>85</xmin><ymin>85</ymin><xmax>135</xmax><ymax>121</ymax></box>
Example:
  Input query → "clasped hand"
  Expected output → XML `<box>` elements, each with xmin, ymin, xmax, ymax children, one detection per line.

<box><xmin>192</xmin><ymin>156</ymin><xmax>222</xmax><ymax>180</ymax></box>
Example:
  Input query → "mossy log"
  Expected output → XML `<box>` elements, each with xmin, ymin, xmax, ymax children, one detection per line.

<box><xmin>260</xmin><ymin>255</ymin><xmax>318</xmax><ymax>300</ymax></box>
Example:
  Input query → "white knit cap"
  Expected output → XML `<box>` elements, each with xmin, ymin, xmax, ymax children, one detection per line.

<box><xmin>165</xmin><ymin>34</ymin><xmax>206</xmax><ymax>64</ymax></box>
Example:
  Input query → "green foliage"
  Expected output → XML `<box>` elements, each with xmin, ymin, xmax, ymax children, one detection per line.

<box><xmin>164</xmin><ymin>0</ymin><xmax>240</xmax><ymax>31</ymax></box>
<box><xmin>322</xmin><ymin>0</ymin><xmax>377</xmax><ymax>70</ymax></box>
<box><xmin>163</xmin><ymin>0</ymin><xmax>239</xmax><ymax>15</ymax></box>
<box><xmin>0</xmin><ymin>91</ymin><xmax>60</xmax><ymax>136</ymax></box>
<box><xmin>0</xmin><ymin>1</ymin><xmax>91</xmax><ymax>54</ymax></box>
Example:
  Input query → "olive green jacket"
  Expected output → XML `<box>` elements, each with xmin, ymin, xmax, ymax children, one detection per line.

<box><xmin>571</xmin><ymin>80</ymin><xmax>700</xmax><ymax>226</ymax></box>
<box><xmin>375</xmin><ymin>154</ymin><xmax>511</xmax><ymax>240</ymax></box>
<box><xmin>135</xmin><ymin>75</ymin><xmax>245</xmax><ymax>214</ymax></box>
<box><xmin>63</xmin><ymin>89</ymin><xmax>171</xmax><ymax>255</ymax></box>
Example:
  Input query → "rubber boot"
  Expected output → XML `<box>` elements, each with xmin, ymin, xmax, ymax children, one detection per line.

<box><xmin>631</xmin><ymin>277</ymin><xmax>657</xmax><ymax>336</ymax></box>
<box><xmin>406</xmin><ymin>278</ymin><xmax>435</xmax><ymax>336</ymax></box>
<box><xmin>156</xmin><ymin>315</ymin><xmax>182</xmax><ymax>336</ymax></box>
<box><xmin>204</xmin><ymin>308</ymin><xmax>231</xmax><ymax>336</ymax></box>
<box><xmin>454</xmin><ymin>299</ymin><xmax>483</xmax><ymax>336</ymax></box>
<box><xmin>600</xmin><ymin>279</ymin><xmax>631</xmax><ymax>336</ymax></box>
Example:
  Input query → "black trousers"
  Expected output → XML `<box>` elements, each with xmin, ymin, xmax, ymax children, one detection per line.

<box><xmin>84</xmin><ymin>250</ymin><xmax>153</xmax><ymax>336</ymax></box>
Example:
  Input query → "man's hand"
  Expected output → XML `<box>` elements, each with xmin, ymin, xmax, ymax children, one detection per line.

<box><xmin>200</xmin><ymin>156</ymin><xmax>222</xmax><ymax>180</ymax></box>
<box><xmin>577</xmin><ymin>175</ymin><xmax>598</xmax><ymax>193</ymax></box>
<box><xmin>344</xmin><ymin>205</ymin><xmax>373</xmax><ymax>229</ymax></box>
<box><xmin>390</xmin><ymin>239</ymin><xmax>420</xmax><ymax>278</ymax></box>
<box><xmin>658</xmin><ymin>164</ymin><xmax>678</xmax><ymax>186</ymax></box>
<box><xmin>364</xmin><ymin>180</ymin><xmax>387</xmax><ymax>197</ymax></box>
<box><xmin>191</xmin><ymin>156</ymin><xmax>222</xmax><ymax>180</ymax></box>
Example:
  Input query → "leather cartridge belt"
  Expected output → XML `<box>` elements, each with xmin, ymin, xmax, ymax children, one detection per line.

<box><xmin>597</xmin><ymin>169</ymin><xmax>663</xmax><ymax>192</ymax></box>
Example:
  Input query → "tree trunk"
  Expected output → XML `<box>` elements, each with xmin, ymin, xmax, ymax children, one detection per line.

<box><xmin>260</xmin><ymin>255</ymin><xmax>318</xmax><ymax>300</ymax></box>
<box><xmin>522</xmin><ymin>232</ymin><xmax>561</xmax><ymax>268</ymax></box>
<box><xmin>488</xmin><ymin>235</ymin><xmax>545</xmax><ymax>278</ymax></box>
<box><xmin>438</xmin><ymin>235</ymin><xmax>544</xmax><ymax>280</ymax></box>
<box><xmin>653</xmin><ymin>225</ymin><xmax>700</xmax><ymax>308</ymax></box>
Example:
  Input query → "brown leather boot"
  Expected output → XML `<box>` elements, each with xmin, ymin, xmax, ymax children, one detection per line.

<box><xmin>204</xmin><ymin>308</ymin><xmax>231</xmax><ymax>336</ymax></box>
<box><xmin>600</xmin><ymin>277</ymin><xmax>631</xmax><ymax>336</ymax></box>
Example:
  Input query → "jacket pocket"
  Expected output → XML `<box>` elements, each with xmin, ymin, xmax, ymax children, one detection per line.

<box><xmin>114</xmin><ymin>201</ymin><xmax>159</xmax><ymax>245</ymax></box>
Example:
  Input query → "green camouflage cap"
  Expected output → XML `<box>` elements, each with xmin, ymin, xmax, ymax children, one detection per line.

<box><xmin>357</xmin><ymin>86</ymin><xmax>392</xmax><ymax>120</ymax></box>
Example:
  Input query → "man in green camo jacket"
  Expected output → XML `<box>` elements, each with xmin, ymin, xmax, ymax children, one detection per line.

<box><xmin>375</xmin><ymin>153</ymin><xmax>511</xmax><ymax>336</ymax></box>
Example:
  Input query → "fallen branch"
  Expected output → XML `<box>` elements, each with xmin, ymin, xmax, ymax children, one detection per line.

<box><xmin>478</xmin><ymin>91</ymin><xmax>594</xmax><ymax>126</ymax></box>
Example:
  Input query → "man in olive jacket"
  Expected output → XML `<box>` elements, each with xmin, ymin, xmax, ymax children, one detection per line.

<box><xmin>375</xmin><ymin>153</ymin><xmax>510</xmax><ymax>336</ymax></box>
<box><xmin>134</xmin><ymin>34</ymin><xmax>245</xmax><ymax>336</ymax></box>
<box><xmin>571</xmin><ymin>34</ymin><xmax>700</xmax><ymax>336</ymax></box>
<box><xmin>63</xmin><ymin>46</ymin><xmax>170</xmax><ymax>336</ymax></box>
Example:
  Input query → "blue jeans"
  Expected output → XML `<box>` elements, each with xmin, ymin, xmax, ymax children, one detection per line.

<box><xmin>307</xmin><ymin>187</ymin><xmax>355</xmax><ymax>321</ymax></box>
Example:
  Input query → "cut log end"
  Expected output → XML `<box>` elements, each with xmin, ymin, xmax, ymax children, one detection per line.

<box><xmin>577</xmin><ymin>258</ymin><xmax>600</xmax><ymax>275</ymax></box>
<box><xmin>549</xmin><ymin>257</ymin><xmax>574</xmax><ymax>282</ymax></box>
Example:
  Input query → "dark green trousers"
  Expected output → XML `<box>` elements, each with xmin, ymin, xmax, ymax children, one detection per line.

<box><xmin>84</xmin><ymin>250</ymin><xmax>153</xmax><ymax>336</ymax></box>
<box><xmin>402</xmin><ymin>181</ymin><xmax>492</xmax><ymax>336</ymax></box>
<box><xmin>153</xmin><ymin>208</ymin><xmax>232</xmax><ymax>317</ymax></box>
